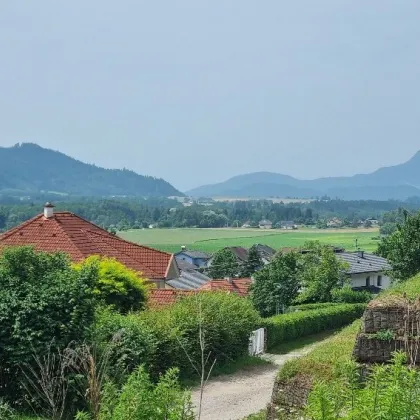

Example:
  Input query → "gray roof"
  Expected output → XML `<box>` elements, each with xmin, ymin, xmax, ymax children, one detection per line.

<box><xmin>337</xmin><ymin>252</ymin><xmax>391</xmax><ymax>275</ymax></box>
<box><xmin>167</xmin><ymin>270</ymin><xmax>211</xmax><ymax>290</ymax></box>
<box><xmin>175</xmin><ymin>258</ymin><xmax>198</xmax><ymax>271</ymax></box>
<box><xmin>175</xmin><ymin>250</ymin><xmax>211</xmax><ymax>259</ymax></box>
<box><xmin>255</xmin><ymin>244</ymin><xmax>276</xmax><ymax>259</ymax></box>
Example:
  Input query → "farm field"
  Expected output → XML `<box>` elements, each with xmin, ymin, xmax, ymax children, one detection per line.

<box><xmin>118</xmin><ymin>227</ymin><xmax>380</xmax><ymax>254</ymax></box>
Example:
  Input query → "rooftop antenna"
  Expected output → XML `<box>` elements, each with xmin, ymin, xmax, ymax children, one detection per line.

<box><xmin>355</xmin><ymin>238</ymin><xmax>359</xmax><ymax>250</ymax></box>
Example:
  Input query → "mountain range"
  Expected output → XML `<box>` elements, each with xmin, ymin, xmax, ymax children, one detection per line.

<box><xmin>187</xmin><ymin>151</ymin><xmax>420</xmax><ymax>201</ymax></box>
<box><xmin>0</xmin><ymin>143</ymin><xmax>183</xmax><ymax>197</ymax></box>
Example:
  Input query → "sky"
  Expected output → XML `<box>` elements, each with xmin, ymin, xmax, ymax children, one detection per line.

<box><xmin>1</xmin><ymin>1</ymin><xmax>420</xmax><ymax>192</ymax></box>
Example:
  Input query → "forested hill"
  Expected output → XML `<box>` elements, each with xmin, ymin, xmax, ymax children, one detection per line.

<box><xmin>0</xmin><ymin>143</ymin><xmax>183</xmax><ymax>197</ymax></box>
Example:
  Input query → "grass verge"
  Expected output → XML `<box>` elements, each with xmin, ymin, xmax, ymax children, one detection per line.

<box><xmin>277</xmin><ymin>320</ymin><xmax>360</xmax><ymax>382</ymax></box>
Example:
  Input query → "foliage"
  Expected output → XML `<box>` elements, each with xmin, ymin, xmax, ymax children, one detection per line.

<box><xmin>377</xmin><ymin>210</ymin><xmax>420</xmax><ymax>280</ymax></box>
<box><xmin>251</xmin><ymin>252</ymin><xmax>300</xmax><ymax>316</ymax></box>
<box><xmin>331</xmin><ymin>285</ymin><xmax>372</xmax><ymax>303</ymax></box>
<box><xmin>99</xmin><ymin>366</ymin><xmax>194</xmax><ymax>420</ymax></box>
<box><xmin>74</xmin><ymin>256</ymin><xmax>149</xmax><ymax>314</ymax></box>
<box><xmin>374</xmin><ymin>329</ymin><xmax>394</xmax><ymax>341</ymax></box>
<box><xmin>241</xmin><ymin>245</ymin><xmax>263</xmax><ymax>277</ymax></box>
<box><xmin>207</xmin><ymin>248</ymin><xmax>240</xmax><ymax>279</ymax></box>
<box><xmin>380</xmin><ymin>221</ymin><xmax>398</xmax><ymax>236</ymax></box>
<box><xmin>295</xmin><ymin>241</ymin><xmax>349</xmax><ymax>304</ymax></box>
<box><xmin>305</xmin><ymin>352</ymin><xmax>420</xmax><ymax>419</ymax></box>
<box><xmin>0</xmin><ymin>246</ymin><xmax>97</xmax><ymax>405</ymax></box>
<box><xmin>262</xmin><ymin>304</ymin><xmax>365</xmax><ymax>350</ymax></box>
<box><xmin>287</xmin><ymin>302</ymin><xmax>340</xmax><ymax>312</ymax></box>
<box><xmin>92</xmin><ymin>307</ymin><xmax>157</xmax><ymax>383</ymax></box>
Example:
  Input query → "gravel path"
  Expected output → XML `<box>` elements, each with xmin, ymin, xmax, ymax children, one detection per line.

<box><xmin>191</xmin><ymin>345</ymin><xmax>320</xmax><ymax>420</ymax></box>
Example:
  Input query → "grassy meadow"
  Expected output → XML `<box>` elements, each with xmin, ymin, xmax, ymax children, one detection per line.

<box><xmin>118</xmin><ymin>227</ymin><xmax>380</xmax><ymax>253</ymax></box>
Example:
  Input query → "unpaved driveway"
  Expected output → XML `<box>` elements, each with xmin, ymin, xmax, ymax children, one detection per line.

<box><xmin>191</xmin><ymin>345</ymin><xmax>320</xmax><ymax>420</ymax></box>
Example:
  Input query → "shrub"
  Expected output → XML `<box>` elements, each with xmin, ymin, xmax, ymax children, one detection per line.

<box><xmin>262</xmin><ymin>304</ymin><xmax>366</xmax><ymax>350</ymax></box>
<box><xmin>0</xmin><ymin>246</ymin><xmax>97</xmax><ymax>405</ymax></box>
<box><xmin>140</xmin><ymin>292</ymin><xmax>260</xmax><ymax>379</ymax></box>
<box><xmin>74</xmin><ymin>256</ymin><xmax>149</xmax><ymax>314</ymax></box>
<box><xmin>331</xmin><ymin>285</ymin><xmax>373</xmax><ymax>303</ymax></box>
<box><xmin>99</xmin><ymin>366</ymin><xmax>194</xmax><ymax>420</ymax></box>
<box><xmin>287</xmin><ymin>302</ymin><xmax>340</xmax><ymax>312</ymax></box>
<box><xmin>92</xmin><ymin>307</ymin><xmax>157</xmax><ymax>384</ymax></box>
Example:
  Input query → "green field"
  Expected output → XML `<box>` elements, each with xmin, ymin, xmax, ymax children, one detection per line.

<box><xmin>118</xmin><ymin>227</ymin><xmax>380</xmax><ymax>253</ymax></box>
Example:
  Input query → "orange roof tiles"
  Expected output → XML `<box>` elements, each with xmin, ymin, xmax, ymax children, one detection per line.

<box><xmin>0</xmin><ymin>211</ymin><xmax>173</xmax><ymax>280</ymax></box>
<box><xmin>148</xmin><ymin>289</ymin><xmax>195</xmax><ymax>308</ymax></box>
<box><xmin>199</xmin><ymin>278</ymin><xmax>252</xmax><ymax>297</ymax></box>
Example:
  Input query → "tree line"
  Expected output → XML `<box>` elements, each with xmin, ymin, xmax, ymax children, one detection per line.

<box><xmin>1</xmin><ymin>196</ymin><xmax>419</xmax><ymax>232</ymax></box>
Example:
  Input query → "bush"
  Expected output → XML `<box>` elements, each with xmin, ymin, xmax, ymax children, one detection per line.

<box><xmin>98</xmin><ymin>366</ymin><xmax>194</xmax><ymax>420</ymax></box>
<box><xmin>331</xmin><ymin>285</ymin><xmax>373</xmax><ymax>303</ymax></box>
<box><xmin>140</xmin><ymin>292</ymin><xmax>260</xmax><ymax>378</ymax></box>
<box><xmin>0</xmin><ymin>246</ymin><xmax>97</xmax><ymax>405</ymax></box>
<box><xmin>287</xmin><ymin>302</ymin><xmax>340</xmax><ymax>312</ymax></box>
<box><xmin>74</xmin><ymin>256</ymin><xmax>149</xmax><ymax>314</ymax></box>
<box><xmin>262</xmin><ymin>304</ymin><xmax>366</xmax><ymax>350</ymax></box>
<box><xmin>92</xmin><ymin>307</ymin><xmax>157</xmax><ymax>384</ymax></box>
<box><xmin>93</xmin><ymin>292</ymin><xmax>259</xmax><ymax>380</ymax></box>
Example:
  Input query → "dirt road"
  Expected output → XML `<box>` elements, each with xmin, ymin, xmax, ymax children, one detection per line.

<box><xmin>191</xmin><ymin>347</ymin><xmax>318</xmax><ymax>420</ymax></box>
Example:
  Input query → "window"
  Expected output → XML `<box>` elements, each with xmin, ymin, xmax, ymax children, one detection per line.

<box><xmin>377</xmin><ymin>275</ymin><xmax>382</xmax><ymax>287</ymax></box>
<box><xmin>366</xmin><ymin>276</ymin><xmax>370</xmax><ymax>287</ymax></box>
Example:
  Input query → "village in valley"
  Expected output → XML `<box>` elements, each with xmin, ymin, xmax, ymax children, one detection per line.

<box><xmin>2</xmin><ymin>1</ymin><xmax>420</xmax><ymax>419</ymax></box>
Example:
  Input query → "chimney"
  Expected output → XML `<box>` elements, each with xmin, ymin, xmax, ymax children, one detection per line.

<box><xmin>357</xmin><ymin>250</ymin><xmax>365</xmax><ymax>259</ymax></box>
<box><xmin>44</xmin><ymin>202</ymin><xmax>55</xmax><ymax>219</ymax></box>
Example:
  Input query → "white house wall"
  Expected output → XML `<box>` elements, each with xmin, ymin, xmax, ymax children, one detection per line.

<box><xmin>350</xmin><ymin>271</ymin><xmax>391</xmax><ymax>290</ymax></box>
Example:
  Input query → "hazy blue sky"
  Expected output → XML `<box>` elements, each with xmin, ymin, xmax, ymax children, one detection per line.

<box><xmin>1</xmin><ymin>1</ymin><xmax>420</xmax><ymax>191</ymax></box>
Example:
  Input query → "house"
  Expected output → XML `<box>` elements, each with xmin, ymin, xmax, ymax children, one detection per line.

<box><xmin>0</xmin><ymin>203</ymin><xmax>179</xmax><ymax>288</ymax></box>
<box><xmin>366</xmin><ymin>218</ymin><xmax>379</xmax><ymax>226</ymax></box>
<box><xmin>280</xmin><ymin>221</ymin><xmax>297</xmax><ymax>230</ymax></box>
<box><xmin>175</xmin><ymin>247</ymin><xmax>211</xmax><ymax>269</ymax></box>
<box><xmin>336</xmin><ymin>250</ymin><xmax>392</xmax><ymax>292</ymax></box>
<box><xmin>327</xmin><ymin>218</ymin><xmax>343</xmax><ymax>228</ymax></box>
<box><xmin>199</xmin><ymin>278</ymin><xmax>252</xmax><ymax>297</ymax></box>
<box><xmin>241</xmin><ymin>221</ymin><xmax>252</xmax><ymax>228</ymax></box>
<box><xmin>254</xmin><ymin>243</ymin><xmax>276</xmax><ymax>264</ymax></box>
<box><xmin>259</xmin><ymin>220</ymin><xmax>273</xmax><ymax>229</ymax></box>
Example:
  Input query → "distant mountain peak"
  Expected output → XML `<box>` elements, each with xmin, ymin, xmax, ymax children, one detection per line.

<box><xmin>0</xmin><ymin>143</ymin><xmax>183</xmax><ymax>197</ymax></box>
<box><xmin>187</xmin><ymin>150</ymin><xmax>420</xmax><ymax>201</ymax></box>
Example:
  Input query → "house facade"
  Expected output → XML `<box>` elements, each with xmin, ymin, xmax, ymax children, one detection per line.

<box><xmin>279</xmin><ymin>221</ymin><xmax>297</xmax><ymax>230</ymax></box>
<box><xmin>175</xmin><ymin>248</ymin><xmax>211</xmax><ymax>268</ymax></box>
<box><xmin>0</xmin><ymin>203</ymin><xmax>179</xmax><ymax>288</ymax></box>
<box><xmin>259</xmin><ymin>220</ymin><xmax>273</xmax><ymax>229</ymax></box>
<box><xmin>336</xmin><ymin>250</ymin><xmax>392</xmax><ymax>292</ymax></box>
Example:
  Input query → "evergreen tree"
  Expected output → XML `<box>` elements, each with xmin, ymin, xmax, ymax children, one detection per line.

<box><xmin>241</xmin><ymin>245</ymin><xmax>263</xmax><ymax>277</ymax></box>
<box><xmin>207</xmin><ymin>248</ymin><xmax>239</xmax><ymax>279</ymax></box>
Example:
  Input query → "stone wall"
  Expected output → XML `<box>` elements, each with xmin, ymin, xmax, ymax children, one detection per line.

<box><xmin>353</xmin><ymin>297</ymin><xmax>420</xmax><ymax>364</ymax></box>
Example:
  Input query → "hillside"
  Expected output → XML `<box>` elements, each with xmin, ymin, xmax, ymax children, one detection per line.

<box><xmin>188</xmin><ymin>151</ymin><xmax>420</xmax><ymax>200</ymax></box>
<box><xmin>0</xmin><ymin>143</ymin><xmax>183</xmax><ymax>197</ymax></box>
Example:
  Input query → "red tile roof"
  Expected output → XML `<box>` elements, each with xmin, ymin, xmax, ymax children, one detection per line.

<box><xmin>199</xmin><ymin>278</ymin><xmax>252</xmax><ymax>297</ymax></box>
<box><xmin>0</xmin><ymin>211</ymin><xmax>173</xmax><ymax>280</ymax></box>
<box><xmin>148</xmin><ymin>289</ymin><xmax>195</xmax><ymax>308</ymax></box>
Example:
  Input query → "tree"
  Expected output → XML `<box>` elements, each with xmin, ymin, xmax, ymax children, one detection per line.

<box><xmin>379</xmin><ymin>222</ymin><xmax>397</xmax><ymax>236</ymax></box>
<box><xmin>364</xmin><ymin>219</ymin><xmax>372</xmax><ymax>228</ymax></box>
<box><xmin>241</xmin><ymin>245</ymin><xmax>263</xmax><ymax>277</ymax></box>
<box><xmin>251</xmin><ymin>252</ymin><xmax>300</xmax><ymax>317</ymax></box>
<box><xmin>377</xmin><ymin>210</ymin><xmax>420</xmax><ymax>280</ymax></box>
<box><xmin>0</xmin><ymin>246</ymin><xmax>97</xmax><ymax>405</ymax></box>
<box><xmin>207</xmin><ymin>248</ymin><xmax>239</xmax><ymax>279</ymax></box>
<box><xmin>295</xmin><ymin>241</ymin><xmax>348</xmax><ymax>304</ymax></box>
<box><xmin>74</xmin><ymin>256</ymin><xmax>149</xmax><ymax>314</ymax></box>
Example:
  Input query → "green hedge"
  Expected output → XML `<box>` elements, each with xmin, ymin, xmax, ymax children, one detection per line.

<box><xmin>287</xmin><ymin>302</ymin><xmax>340</xmax><ymax>312</ymax></box>
<box><xmin>262</xmin><ymin>303</ymin><xmax>366</xmax><ymax>349</ymax></box>
<box><xmin>93</xmin><ymin>292</ymin><xmax>260</xmax><ymax>380</ymax></box>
